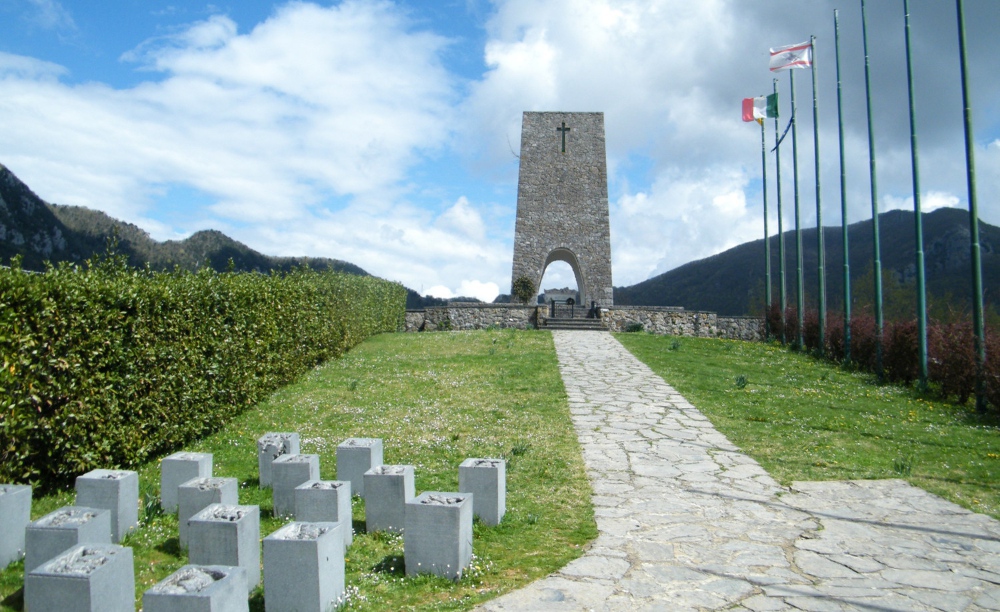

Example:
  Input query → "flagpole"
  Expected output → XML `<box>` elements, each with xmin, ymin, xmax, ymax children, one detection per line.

<box><xmin>861</xmin><ymin>0</ymin><xmax>884</xmax><ymax>380</ymax></box>
<box><xmin>774</xmin><ymin>78</ymin><xmax>787</xmax><ymax>344</ymax></box>
<box><xmin>811</xmin><ymin>34</ymin><xmax>826</xmax><ymax>357</ymax></box>
<box><xmin>761</xmin><ymin>117</ymin><xmax>772</xmax><ymax>334</ymax></box>
<box><xmin>835</xmin><ymin>9</ymin><xmax>851</xmax><ymax>364</ymax></box>
<box><xmin>904</xmin><ymin>0</ymin><xmax>928</xmax><ymax>389</ymax></box>
<box><xmin>956</xmin><ymin>0</ymin><xmax>987</xmax><ymax>412</ymax></box>
<box><xmin>790</xmin><ymin>69</ymin><xmax>805</xmax><ymax>350</ymax></box>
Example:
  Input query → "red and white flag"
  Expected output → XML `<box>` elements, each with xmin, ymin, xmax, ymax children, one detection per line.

<box><xmin>769</xmin><ymin>41</ymin><xmax>812</xmax><ymax>71</ymax></box>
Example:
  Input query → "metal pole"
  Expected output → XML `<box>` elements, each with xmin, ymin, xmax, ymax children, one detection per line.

<box><xmin>761</xmin><ymin>118</ymin><xmax>772</xmax><ymax>334</ymax></box>
<box><xmin>774</xmin><ymin>78</ymin><xmax>787</xmax><ymax>344</ymax></box>
<box><xmin>811</xmin><ymin>35</ymin><xmax>826</xmax><ymax>357</ymax></box>
<box><xmin>904</xmin><ymin>0</ymin><xmax>928</xmax><ymax>389</ymax></box>
<box><xmin>791</xmin><ymin>69</ymin><xmax>805</xmax><ymax>349</ymax></box>
<box><xmin>861</xmin><ymin>0</ymin><xmax>884</xmax><ymax>379</ymax></box>
<box><xmin>835</xmin><ymin>9</ymin><xmax>851</xmax><ymax>364</ymax></box>
<box><xmin>956</xmin><ymin>0</ymin><xmax>987</xmax><ymax>412</ymax></box>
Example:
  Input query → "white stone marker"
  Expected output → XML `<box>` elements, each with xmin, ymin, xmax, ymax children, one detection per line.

<box><xmin>263</xmin><ymin>522</ymin><xmax>345</xmax><ymax>612</ymax></box>
<box><xmin>256</xmin><ymin>432</ymin><xmax>300</xmax><ymax>488</ymax></box>
<box><xmin>142</xmin><ymin>564</ymin><xmax>248</xmax><ymax>612</ymax></box>
<box><xmin>294</xmin><ymin>480</ymin><xmax>353</xmax><ymax>547</ymax></box>
<box><xmin>404</xmin><ymin>492</ymin><xmax>473</xmax><ymax>580</ymax></box>
<box><xmin>187</xmin><ymin>504</ymin><xmax>260</xmax><ymax>593</ymax></box>
<box><xmin>336</xmin><ymin>438</ymin><xmax>383</xmax><ymax>498</ymax></box>
<box><xmin>160</xmin><ymin>452</ymin><xmax>213</xmax><ymax>513</ymax></box>
<box><xmin>25</xmin><ymin>506</ymin><xmax>112</xmax><ymax>573</ymax></box>
<box><xmin>363</xmin><ymin>465</ymin><xmax>414</xmax><ymax>534</ymax></box>
<box><xmin>0</xmin><ymin>484</ymin><xmax>32</xmax><ymax>568</ymax></box>
<box><xmin>25</xmin><ymin>544</ymin><xmax>135</xmax><ymax>612</ymax></box>
<box><xmin>74</xmin><ymin>469</ymin><xmax>139</xmax><ymax>543</ymax></box>
<box><xmin>459</xmin><ymin>458</ymin><xmax>506</xmax><ymax>526</ymax></box>
<box><xmin>178</xmin><ymin>477</ymin><xmax>239</xmax><ymax>549</ymax></box>
<box><xmin>271</xmin><ymin>454</ymin><xmax>320</xmax><ymax>518</ymax></box>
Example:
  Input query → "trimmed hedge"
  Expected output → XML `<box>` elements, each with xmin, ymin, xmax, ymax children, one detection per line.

<box><xmin>0</xmin><ymin>257</ymin><xmax>405</xmax><ymax>487</ymax></box>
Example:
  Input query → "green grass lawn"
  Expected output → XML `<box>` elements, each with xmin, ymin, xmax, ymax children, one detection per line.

<box><xmin>616</xmin><ymin>333</ymin><xmax>1000</xmax><ymax>520</ymax></box>
<box><xmin>0</xmin><ymin>329</ymin><xmax>596</xmax><ymax>611</ymax></box>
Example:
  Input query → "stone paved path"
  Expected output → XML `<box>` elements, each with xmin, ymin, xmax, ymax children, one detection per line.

<box><xmin>478</xmin><ymin>331</ymin><xmax>1000</xmax><ymax>611</ymax></box>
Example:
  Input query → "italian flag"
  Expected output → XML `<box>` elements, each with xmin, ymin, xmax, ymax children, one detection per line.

<box><xmin>742</xmin><ymin>94</ymin><xmax>778</xmax><ymax>122</ymax></box>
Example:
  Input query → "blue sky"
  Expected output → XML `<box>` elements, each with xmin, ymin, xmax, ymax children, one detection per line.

<box><xmin>1</xmin><ymin>0</ymin><xmax>998</xmax><ymax>301</ymax></box>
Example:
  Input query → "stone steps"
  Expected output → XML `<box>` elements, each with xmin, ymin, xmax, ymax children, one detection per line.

<box><xmin>542</xmin><ymin>318</ymin><xmax>607</xmax><ymax>331</ymax></box>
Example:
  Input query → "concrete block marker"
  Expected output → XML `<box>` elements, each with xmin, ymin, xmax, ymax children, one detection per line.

<box><xmin>263</xmin><ymin>522</ymin><xmax>345</xmax><ymax>612</ymax></box>
<box><xmin>271</xmin><ymin>454</ymin><xmax>320</xmax><ymax>518</ymax></box>
<box><xmin>257</xmin><ymin>432</ymin><xmax>300</xmax><ymax>488</ymax></box>
<box><xmin>404</xmin><ymin>492</ymin><xmax>473</xmax><ymax>580</ymax></box>
<box><xmin>143</xmin><ymin>564</ymin><xmax>248</xmax><ymax>612</ymax></box>
<box><xmin>25</xmin><ymin>544</ymin><xmax>134</xmax><ymax>612</ymax></box>
<box><xmin>74</xmin><ymin>469</ymin><xmax>139</xmax><ymax>543</ymax></box>
<box><xmin>294</xmin><ymin>480</ymin><xmax>353</xmax><ymax>547</ymax></box>
<box><xmin>335</xmin><ymin>438</ymin><xmax>382</xmax><ymax>498</ymax></box>
<box><xmin>160</xmin><ymin>452</ymin><xmax>213</xmax><ymax>513</ymax></box>
<box><xmin>0</xmin><ymin>484</ymin><xmax>31</xmax><ymax>568</ymax></box>
<box><xmin>187</xmin><ymin>504</ymin><xmax>260</xmax><ymax>593</ymax></box>
<box><xmin>25</xmin><ymin>506</ymin><xmax>112</xmax><ymax>573</ymax></box>
<box><xmin>178</xmin><ymin>477</ymin><xmax>239</xmax><ymax>549</ymax></box>
<box><xmin>459</xmin><ymin>458</ymin><xmax>506</xmax><ymax>526</ymax></box>
<box><xmin>363</xmin><ymin>465</ymin><xmax>414</xmax><ymax>534</ymax></box>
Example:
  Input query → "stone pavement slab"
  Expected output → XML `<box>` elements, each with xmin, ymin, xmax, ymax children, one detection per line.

<box><xmin>477</xmin><ymin>331</ymin><xmax>1000</xmax><ymax>612</ymax></box>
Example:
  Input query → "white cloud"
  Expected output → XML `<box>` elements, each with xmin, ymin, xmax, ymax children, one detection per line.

<box><xmin>418</xmin><ymin>281</ymin><xmax>500</xmax><ymax>303</ymax></box>
<box><xmin>1</xmin><ymin>1</ymin><xmax>454</xmax><ymax>225</ymax></box>
<box><xmin>612</xmin><ymin>168</ymin><xmax>760</xmax><ymax>284</ymax></box>
<box><xmin>25</xmin><ymin>0</ymin><xmax>76</xmax><ymax>32</ymax></box>
<box><xmin>1</xmin><ymin>0</ymin><xmax>999</xmax><ymax>307</ymax></box>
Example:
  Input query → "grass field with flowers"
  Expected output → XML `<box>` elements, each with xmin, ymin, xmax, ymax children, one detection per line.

<box><xmin>616</xmin><ymin>333</ymin><xmax>1000</xmax><ymax>520</ymax></box>
<box><xmin>0</xmin><ymin>329</ymin><xmax>596</xmax><ymax>611</ymax></box>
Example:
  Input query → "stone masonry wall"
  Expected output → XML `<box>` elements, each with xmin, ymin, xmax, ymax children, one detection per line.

<box><xmin>604</xmin><ymin>307</ymin><xmax>764</xmax><ymax>341</ymax></box>
<box><xmin>405</xmin><ymin>304</ymin><xmax>539</xmax><ymax>332</ymax></box>
<box><xmin>405</xmin><ymin>304</ymin><xmax>763</xmax><ymax>341</ymax></box>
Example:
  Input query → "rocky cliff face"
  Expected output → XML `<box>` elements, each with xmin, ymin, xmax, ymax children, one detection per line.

<box><xmin>0</xmin><ymin>164</ymin><xmax>80</xmax><ymax>267</ymax></box>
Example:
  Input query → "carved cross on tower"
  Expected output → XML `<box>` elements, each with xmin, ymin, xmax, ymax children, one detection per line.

<box><xmin>556</xmin><ymin>121</ymin><xmax>570</xmax><ymax>153</ymax></box>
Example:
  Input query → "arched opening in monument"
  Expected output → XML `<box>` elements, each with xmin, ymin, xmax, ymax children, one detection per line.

<box><xmin>538</xmin><ymin>248</ymin><xmax>585</xmax><ymax>308</ymax></box>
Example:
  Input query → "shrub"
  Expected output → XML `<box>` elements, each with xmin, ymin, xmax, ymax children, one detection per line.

<box><xmin>0</xmin><ymin>259</ymin><xmax>405</xmax><ymax>487</ymax></box>
<box><xmin>783</xmin><ymin>306</ymin><xmax>800</xmax><ymax>348</ymax></box>
<box><xmin>928</xmin><ymin>320</ymin><xmax>976</xmax><ymax>405</ymax></box>
<box><xmin>624</xmin><ymin>322</ymin><xmax>644</xmax><ymax>333</ymax></box>
<box><xmin>985</xmin><ymin>328</ymin><xmax>1000</xmax><ymax>412</ymax></box>
<box><xmin>883</xmin><ymin>319</ymin><xmax>919</xmax><ymax>384</ymax></box>
<box><xmin>511</xmin><ymin>276</ymin><xmax>535</xmax><ymax>305</ymax></box>
<box><xmin>825</xmin><ymin>315</ymin><xmax>846</xmax><ymax>363</ymax></box>
<box><xmin>802</xmin><ymin>308</ymin><xmax>821</xmax><ymax>352</ymax></box>
<box><xmin>849</xmin><ymin>313</ymin><xmax>879</xmax><ymax>374</ymax></box>
<box><xmin>765</xmin><ymin>302</ymin><xmax>783</xmax><ymax>340</ymax></box>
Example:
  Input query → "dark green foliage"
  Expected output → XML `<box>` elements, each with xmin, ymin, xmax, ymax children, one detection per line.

<box><xmin>624</xmin><ymin>322</ymin><xmax>644</xmax><ymax>333</ymax></box>
<box><xmin>511</xmin><ymin>276</ymin><xmax>535</xmax><ymax>305</ymax></box>
<box><xmin>0</xmin><ymin>256</ymin><xmax>405</xmax><ymax>488</ymax></box>
<box><xmin>615</xmin><ymin>208</ymin><xmax>1000</xmax><ymax>316</ymax></box>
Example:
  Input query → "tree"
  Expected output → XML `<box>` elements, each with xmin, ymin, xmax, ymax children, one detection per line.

<box><xmin>511</xmin><ymin>276</ymin><xmax>536</xmax><ymax>304</ymax></box>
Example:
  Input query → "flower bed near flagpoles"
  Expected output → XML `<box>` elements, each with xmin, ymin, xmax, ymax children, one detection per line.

<box><xmin>766</xmin><ymin>303</ymin><xmax>999</xmax><ymax>414</ymax></box>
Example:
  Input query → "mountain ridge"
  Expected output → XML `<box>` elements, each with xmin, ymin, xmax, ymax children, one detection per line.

<box><xmin>615</xmin><ymin>207</ymin><xmax>1000</xmax><ymax>317</ymax></box>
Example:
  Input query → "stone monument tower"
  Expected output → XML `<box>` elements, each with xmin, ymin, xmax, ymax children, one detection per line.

<box><xmin>510</xmin><ymin>111</ymin><xmax>613</xmax><ymax>306</ymax></box>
